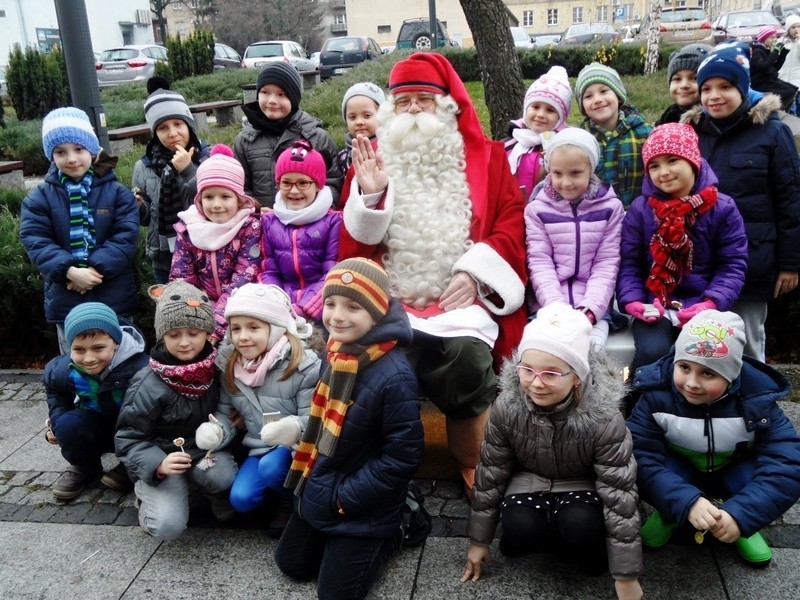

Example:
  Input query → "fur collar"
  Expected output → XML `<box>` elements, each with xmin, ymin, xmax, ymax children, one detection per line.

<box><xmin>680</xmin><ymin>92</ymin><xmax>782</xmax><ymax>127</ymax></box>
<box><xmin>497</xmin><ymin>348</ymin><xmax>626</xmax><ymax>435</ymax></box>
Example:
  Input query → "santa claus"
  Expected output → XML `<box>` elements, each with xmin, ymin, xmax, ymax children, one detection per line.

<box><xmin>339</xmin><ymin>53</ymin><xmax>527</xmax><ymax>495</ymax></box>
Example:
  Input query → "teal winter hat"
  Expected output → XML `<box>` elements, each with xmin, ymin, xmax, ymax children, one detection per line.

<box><xmin>64</xmin><ymin>302</ymin><xmax>123</xmax><ymax>347</ymax></box>
<box><xmin>574</xmin><ymin>62</ymin><xmax>627</xmax><ymax>114</ymax></box>
<box><xmin>41</xmin><ymin>107</ymin><xmax>101</xmax><ymax>159</ymax></box>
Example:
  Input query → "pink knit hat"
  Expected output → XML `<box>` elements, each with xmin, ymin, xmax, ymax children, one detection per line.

<box><xmin>193</xmin><ymin>144</ymin><xmax>256</xmax><ymax>213</ymax></box>
<box><xmin>756</xmin><ymin>25</ymin><xmax>781</xmax><ymax>43</ymax></box>
<box><xmin>524</xmin><ymin>66</ymin><xmax>573</xmax><ymax>128</ymax></box>
<box><xmin>275</xmin><ymin>140</ymin><xmax>327</xmax><ymax>189</ymax></box>
<box><xmin>642</xmin><ymin>123</ymin><xmax>702</xmax><ymax>171</ymax></box>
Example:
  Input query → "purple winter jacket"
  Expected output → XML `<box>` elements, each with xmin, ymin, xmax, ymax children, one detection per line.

<box><xmin>525</xmin><ymin>178</ymin><xmax>625</xmax><ymax>318</ymax></box>
<box><xmin>616</xmin><ymin>160</ymin><xmax>748</xmax><ymax>310</ymax></box>
<box><xmin>169</xmin><ymin>215</ymin><xmax>262</xmax><ymax>341</ymax></box>
<box><xmin>259</xmin><ymin>210</ymin><xmax>342</xmax><ymax>320</ymax></box>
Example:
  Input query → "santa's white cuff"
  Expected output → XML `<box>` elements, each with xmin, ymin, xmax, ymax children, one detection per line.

<box><xmin>342</xmin><ymin>180</ymin><xmax>395</xmax><ymax>245</ymax></box>
<box><xmin>453</xmin><ymin>242</ymin><xmax>525</xmax><ymax>315</ymax></box>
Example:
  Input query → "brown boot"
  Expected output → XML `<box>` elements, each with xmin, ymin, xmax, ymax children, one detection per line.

<box><xmin>100</xmin><ymin>463</ymin><xmax>133</xmax><ymax>493</ymax></box>
<box><xmin>52</xmin><ymin>465</ymin><xmax>99</xmax><ymax>501</ymax></box>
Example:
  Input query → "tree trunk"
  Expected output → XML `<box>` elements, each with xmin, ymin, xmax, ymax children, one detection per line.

<box><xmin>458</xmin><ymin>0</ymin><xmax>525</xmax><ymax>139</ymax></box>
<box><xmin>644</xmin><ymin>0</ymin><xmax>663</xmax><ymax>75</ymax></box>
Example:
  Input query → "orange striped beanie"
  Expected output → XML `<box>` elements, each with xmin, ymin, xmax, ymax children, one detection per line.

<box><xmin>323</xmin><ymin>258</ymin><xmax>390</xmax><ymax>321</ymax></box>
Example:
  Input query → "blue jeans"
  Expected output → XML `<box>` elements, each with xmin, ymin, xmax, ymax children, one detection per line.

<box><xmin>229</xmin><ymin>446</ymin><xmax>292</xmax><ymax>512</ymax></box>
<box><xmin>51</xmin><ymin>408</ymin><xmax>115</xmax><ymax>469</ymax></box>
<box><xmin>631</xmin><ymin>317</ymin><xmax>677</xmax><ymax>372</ymax></box>
<box><xmin>274</xmin><ymin>511</ymin><xmax>400</xmax><ymax>600</ymax></box>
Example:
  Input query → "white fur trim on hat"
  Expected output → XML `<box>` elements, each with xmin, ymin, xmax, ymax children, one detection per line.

<box><xmin>342</xmin><ymin>180</ymin><xmax>395</xmax><ymax>245</ymax></box>
<box><xmin>452</xmin><ymin>242</ymin><xmax>525</xmax><ymax>316</ymax></box>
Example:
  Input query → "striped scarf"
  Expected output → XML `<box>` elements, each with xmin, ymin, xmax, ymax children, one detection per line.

<box><xmin>149</xmin><ymin>348</ymin><xmax>217</xmax><ymax>399</ymax></box>
<box><xmin>69</xmin><ymin>364</ymin><xmax>124</xmax><ymax>417</ymax></box>
<box><xmin>62</xmin><ymin>170</ymin><xmax>95</xmax><ymax>267</ymax></box>
<box><xmin>285</xmin><ymin>338</ymin><xmax>397</xmax><ymax>496</ymax></box>
<box><xmin>646</xmin><ymin>186</ymin><xmax>718</xmax><ymax>306</ymax></box>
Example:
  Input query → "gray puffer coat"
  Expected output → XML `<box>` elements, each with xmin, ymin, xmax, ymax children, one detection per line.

<box><xmin>469</xmin><ymin>350</ymin><xmax>642</xmax><ymax>579</ymax></box>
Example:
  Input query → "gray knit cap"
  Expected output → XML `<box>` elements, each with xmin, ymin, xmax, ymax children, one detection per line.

<box><xmin>341</xmin><ymin>82</ymin><xmax>386</xmax><ymax>121</ymax></box>
<box><xmin>674</xmin><ymin>310</ymin><xmax>746</xmax><ymax>383</ymax></box>
<box><xmin>149</xmin><ymin>280</ymin><xmax>215</xmax><ymax>340</ymax></box>
<box><xmin>144</xmin><ymin>88</ymin><xmax>195</xmax><ymax>133</ymax></box>
<box><xmin>667</xmin><ymin>43</ymin><xmax>713</xmax><ymax>82</ymax></box>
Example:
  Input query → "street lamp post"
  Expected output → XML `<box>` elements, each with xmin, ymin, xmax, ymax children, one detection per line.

<box><xmin>53</xmin><ymin>0</ymin><xmax>109</xmax><ymax>152</ymax></box>
<box><xmin>429</xmin><ymin>0</ymin><xmax>438</xmax><ymax>48</ymax></box>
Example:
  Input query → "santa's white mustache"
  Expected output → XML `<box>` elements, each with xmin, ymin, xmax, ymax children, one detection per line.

<box><xmin>380</xmin><ymin>111</ymin><xmax>447</xmax><ymax>147</ymax></box>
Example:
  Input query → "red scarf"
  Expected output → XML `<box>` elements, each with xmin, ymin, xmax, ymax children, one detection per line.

<box><xmin>646</xmin><ymin>186</ymin><xmax>718</xmax><ymax>305</ymax></box>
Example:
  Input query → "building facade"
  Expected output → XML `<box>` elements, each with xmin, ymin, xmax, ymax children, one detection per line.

<box><xmin>344</xmin><ymin>0</ymin><xmax>648</xmax><ymax>48</ymax></box>
<box><xmin>0</xmin><ymin>0</ymin><xmax>154</xmax><ymax>66</ymax></box>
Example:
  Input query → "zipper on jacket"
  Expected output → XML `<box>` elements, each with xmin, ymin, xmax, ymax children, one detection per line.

<box><xmin>291</xmin><ymin>228</ymin><xmax>306</xmax><ymax>293</ymax></box>
<box><xmin>704</xmin><ymin>406</ymin><xmax>714</xmax><ymax>472</ymax></box>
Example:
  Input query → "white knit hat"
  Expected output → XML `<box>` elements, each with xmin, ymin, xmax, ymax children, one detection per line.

<box><xmin>524</xmin><ymin>66</ymin><xmax>572</xmax><ymax>128</ymax></box>
<box><xmin>341</xmin><ymin>82</ymin><xmax>386</xmax><ymax>121</ymax></box>
<box><xmin>544</xmin><ymin>128</ymin><xmax>601</xmax><ymax>172</ymax></box>
<box><xmin>518</xmin><ymin>302</ymin><xmax>592</xmax><ymax>382</ymax></box>
<box><xmin>225</xmin><ymin>283</ymin><xmax>312</xmax><ymax>348</ymax></box>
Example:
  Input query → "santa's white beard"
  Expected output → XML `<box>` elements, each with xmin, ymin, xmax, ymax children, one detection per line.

<box><xmin>378</xmin><ymin>98</ymin><xmax>473</xmax><ymax>309</ymax></box>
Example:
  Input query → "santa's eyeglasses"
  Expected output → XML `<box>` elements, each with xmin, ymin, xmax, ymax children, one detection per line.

<box><xmin>394</xmin><ymin>93</ymin><xmax>437</xmax><ymax>110</ymax></box>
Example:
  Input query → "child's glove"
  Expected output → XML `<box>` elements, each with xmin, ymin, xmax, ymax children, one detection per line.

<box><xmin>260</xmin><ymin>416</ymin><xmax>302</xmax><ymax>447</ymax></box>
<box><xmin>677</xmin><ymin>299</ymin><xmax>717</xmax><ymax>325</ymax></box>
<box><xmin>195</xmin><ymin>421</ymin><xmax>224</xmax><ymax>451</ymax></box>
<box><xmin>624</xmin><ymin>300</ymin><xmax>664</xmax><ymax>323</ymax></box>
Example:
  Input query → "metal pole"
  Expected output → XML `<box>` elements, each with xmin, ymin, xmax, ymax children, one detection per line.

<box><xmin>53</xmin><ymin>0</ymin><xmax>109</xmax><ymax>153</ymax></box>
<box><xmin>429</xmin><ymin>0</ymin><xmax>438</xmax><ymax>49</ymax></box>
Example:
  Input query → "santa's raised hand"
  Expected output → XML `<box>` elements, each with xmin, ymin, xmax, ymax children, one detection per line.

<box><xmin>352</xmin><ymin>134</ymin><xmax>388</xmax><ymax>194</ymax></box>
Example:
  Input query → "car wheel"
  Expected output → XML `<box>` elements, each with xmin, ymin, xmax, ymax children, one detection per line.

<box><xmin>413</xmin><ymin>33</ymin><xmax>433</xmax><ymax>50</ymax></box>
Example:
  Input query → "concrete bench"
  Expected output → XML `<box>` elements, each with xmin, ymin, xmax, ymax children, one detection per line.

<box><xmin>0</xmin><ymin>160</ymin><xmax>24</xmax><ymax>189</ymax></box>
<box><xmin>107</xmin><ymin>123</ymin><xmax>151</xmax><ymax>156</ymax></box>
<box><xmin>189</xmin><ymin>99</ymin><xmax>243</xmax><ymax>131</ymax></box>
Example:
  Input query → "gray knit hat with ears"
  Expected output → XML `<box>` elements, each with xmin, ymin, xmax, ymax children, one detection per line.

<box><xmin>149</xmin><ymin>280</ymin><xmax>214</xmax><ymax>340</ymax></box>
<box><xmin>667</xmin><ymin>43</ymin><xmax>713</xmax><ymax>82</ymax></box>
<box><xmin>341</xmin><ymin>82</ymin><xmax>386</xmax><ymax>121</ymax></box>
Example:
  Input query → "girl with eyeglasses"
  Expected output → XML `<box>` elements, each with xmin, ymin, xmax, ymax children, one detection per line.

<box><xmin>462</xmin><ymin>302</ymin><xmax>643</xmax><ymax>600</ymax></box>
<box><xmin>260</xmin><ymin>140</ymin><xmax>342</xmax><ymax>326</ymax></box>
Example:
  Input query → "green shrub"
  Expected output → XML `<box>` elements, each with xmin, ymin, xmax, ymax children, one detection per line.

<box><xmin>0</xmin><ymin>115</ymin><xmax>49</xmax><ymax>175</ymax></box>
<box><xmin>6</xmin><ymin>45</ymin><xmax>69</xmax><ymax>121</ymax></box>
<box><xmin>0</xmin><ymin>187</ymin><xmax>26</xmax><ymax>215</ymax></box>
<box><xmin>154</xmin><ymin>60</ymin><xmax>174</xmax><ymax>84</ymax></box>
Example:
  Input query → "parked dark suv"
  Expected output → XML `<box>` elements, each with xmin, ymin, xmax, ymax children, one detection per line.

<box><xmin>396</xmin><ymin>18</ymin><xmax>453</xmax><ymax>50</ymax></box>
<box><xmin>319</xmin><ymin>36</ymin><xmax>383</xmax><ymax>80</ymax></box>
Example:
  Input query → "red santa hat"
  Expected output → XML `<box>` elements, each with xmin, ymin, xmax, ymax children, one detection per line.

<box><xmin>388</xmin><ymin>53</ymin><xmax>490</xmax><ymax>223</ymax></box>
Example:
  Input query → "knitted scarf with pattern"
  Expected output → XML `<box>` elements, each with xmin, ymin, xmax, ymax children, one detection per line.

<box><xmin>285</xmin><ymin>338</ymin><xmax>397</xmax><ymax>496</ymax></box>
<box><xmin>149</xmin><ymin>347</ymin><xmax>217</xmax><ymax>399</ymax></box>
<box><xmin>62</xmin><ymin>170</ymin><xmax>95</xmax><ymax>267</ymax></box>
<box><xmin>646</xmin><ymin>186</ymin><xmax>718</xmax><ymax>305</ymax></box>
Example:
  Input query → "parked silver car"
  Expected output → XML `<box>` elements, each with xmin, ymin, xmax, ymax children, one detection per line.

<box><xmin>95</xmin><ymin>44</ymin><xmax>167</xmax><ymax>87</ymax></box>
<box><xmin>241</xmin><ymin>40</ymin><xmax>316</xmax><ymax>72</ymax></box>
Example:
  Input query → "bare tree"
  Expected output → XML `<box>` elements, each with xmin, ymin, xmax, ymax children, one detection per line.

<box><xmin>210</xmin><ymin>0</ymin><xmax>268</xmax><ymax>54</ymax></box>
<box><xmin>151</xmin><ymin>0</ymin><xmax>177</xmax><ymax>44</ymax></box>
<box><xmin>179</xmin><ymin>0</ymin><xmax>216</xmax><ymax>27</ymax></box>
<box><xmin>644</xmin><ymin>0</ymin><xmax>663</xmax><ymax>75</ymax></box>
<box><xmin>458</xmin><ymin>0</ymin><xmax>526</xmax><ymax>139</ymax></box>
<box><xmin>262</xmin><ymin>0</ymin><xmax>325</xmax><ymax>51</ymax></box>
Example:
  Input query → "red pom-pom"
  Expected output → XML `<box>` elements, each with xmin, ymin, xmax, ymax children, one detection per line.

<box><xmin>210</xmin><ymin>144</ymin><xmax>235</xmax><ymax>158</ymax></box>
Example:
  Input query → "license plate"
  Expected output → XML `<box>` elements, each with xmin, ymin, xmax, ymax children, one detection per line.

<box><xmin>255</xmin><ymin>61</ymin><xmax>267</xmax><ymax>67</ymax></box>
<box><xmin>675</xmin><ymin>30</ymin><xmax>693</xmax><ymax>36</ymax></box>
<box><xmin>334</xmin><ymin>68</ymin><xmax>349</xmax><ymax>74</ymax></box>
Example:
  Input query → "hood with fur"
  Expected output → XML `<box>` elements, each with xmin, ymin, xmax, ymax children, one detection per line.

<box><xmin>681</xmin><ymin>92</ymin><xmax>782</xmax><ymax>127</ymax></box>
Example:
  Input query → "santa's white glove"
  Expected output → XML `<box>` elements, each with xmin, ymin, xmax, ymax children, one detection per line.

<box><xmin>260</xmin><ymin>416</ymin><xmax>302</xmax><ymax>446</ymax></box>
<box><xmin>195</xmin><ymin>422</ymin><xmax>224</xmax><ymax>451</ymax></box>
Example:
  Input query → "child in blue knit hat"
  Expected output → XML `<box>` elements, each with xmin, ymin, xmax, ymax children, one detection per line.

<box><xmin>683</xmin><ymin>42</ymin><xmax>800</xmax><ymax>361</ymax></box>
<box><xmin>19</xmin><ymin>107</ymin><xmax>140</xmax><ymax>354</ymax></box>
<box><xmin>43</xmin><ymin>302</ymin><xmax>149</xmax><ymax>501</ymax></box>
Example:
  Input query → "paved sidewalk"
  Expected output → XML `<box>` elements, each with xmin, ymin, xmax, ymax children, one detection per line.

<box><xmin>1</xmin><ymin>371</ymin><xmax>799</xmax><ymax>599</ymax></box>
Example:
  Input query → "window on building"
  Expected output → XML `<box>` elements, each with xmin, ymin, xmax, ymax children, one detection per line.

<box><xmin>597</xmin><ymin>5</ymin><xmax>609</xmax><ymax>22</ymax></box>
<box><xmin>573</xmin><ymin>7</ymin><xmax>584</xmax><ymax>23</ymax></box>
<box><xmin>523</xmin><ymin>11</ymin><xmax>534</xmax><ymax>27</ymax></box>
<box><xmin>333</xmin><ymin>14</ymin><xmax>346</xmax><ymax>25</ymax></box>
<box><xmin>378</xmin><ymin>25</ymin><xmax>391</xmax><ymax>34</ymax></box>
<box><xmin>547</xmin><ymin>9</ymin><xmax>559</xmax><ymax>26</ymax></box>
